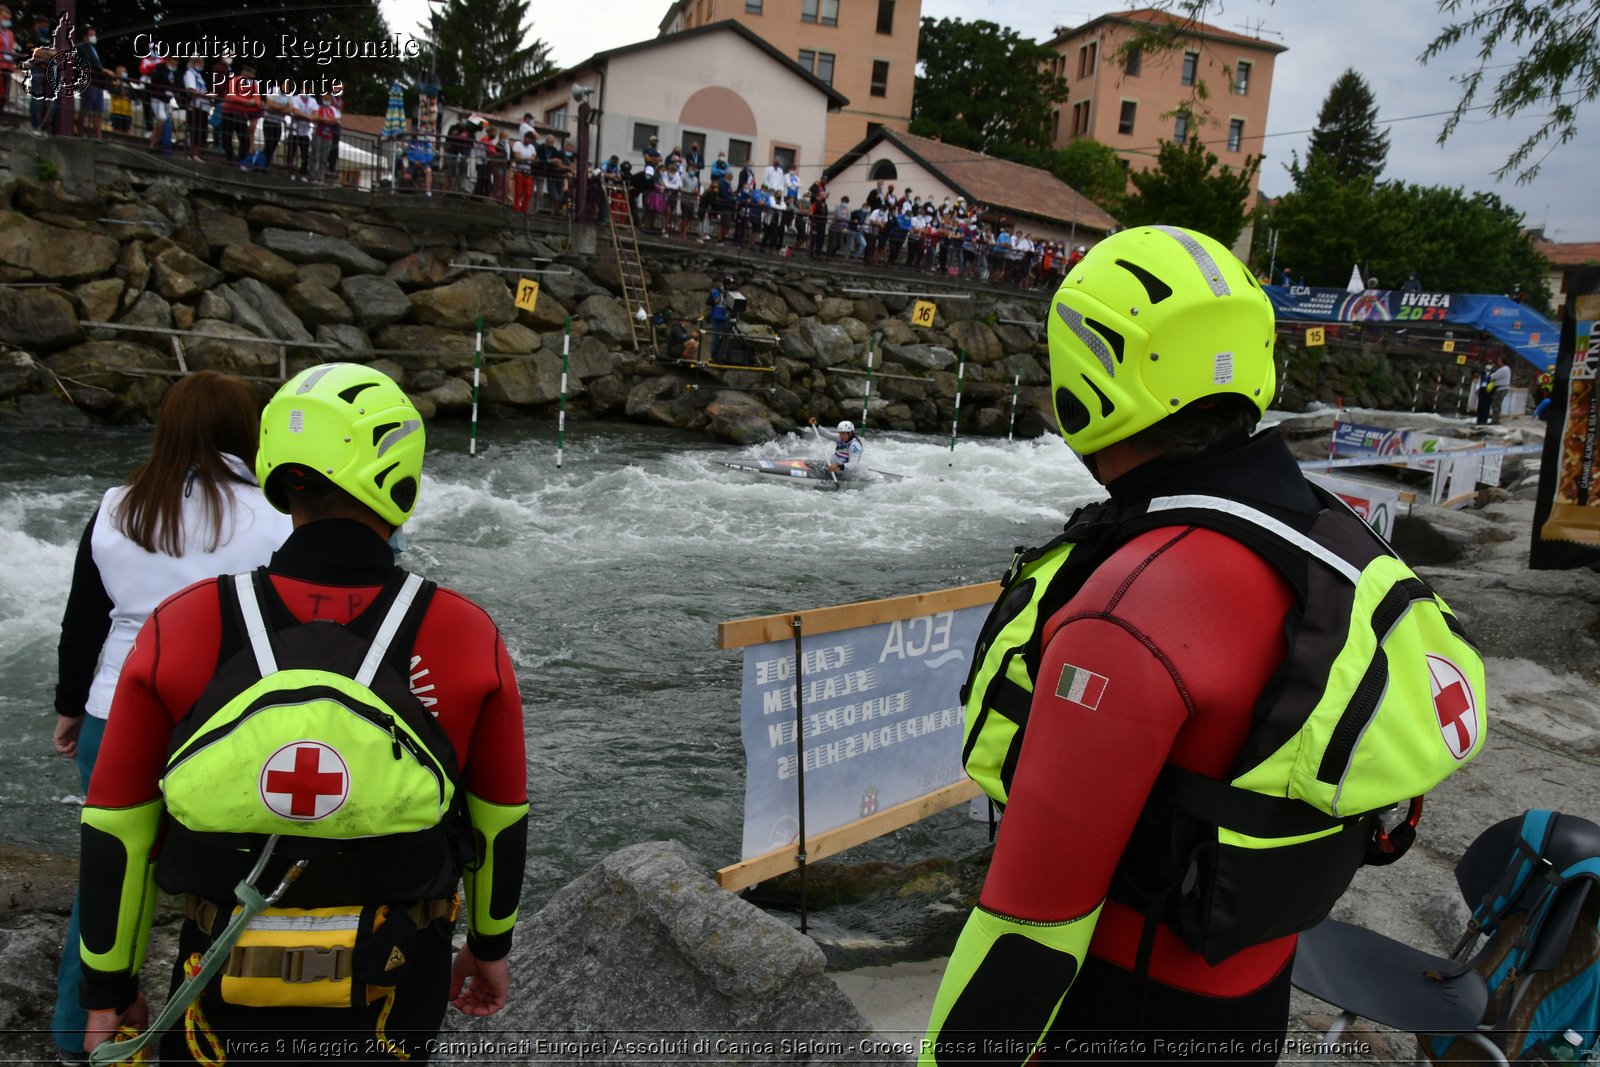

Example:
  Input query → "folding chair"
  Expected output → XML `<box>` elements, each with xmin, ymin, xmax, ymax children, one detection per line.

<box><xmin>1292</xmin><ymin>811</ymin><xmax>1600</xmax><ymax>1065</ymax></box>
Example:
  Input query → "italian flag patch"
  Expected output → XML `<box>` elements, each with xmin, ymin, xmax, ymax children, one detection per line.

<box><xmin>1056</xmin><ymin>664</ymin><xmax>1109</xmax><ymax>709</ymax></box>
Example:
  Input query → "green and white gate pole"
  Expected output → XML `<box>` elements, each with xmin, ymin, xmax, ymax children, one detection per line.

<box><xmin>949</xmin><ymin>348</ymin><xmax>967</xmax><ymax>455</ymax></box>
<box><xmin>1006</xmin><ymin>373</ymin><xmax>1021</xmax><ymax>442</ymax></box>
<box><xmin>859</xmin><ymin>335</ymin><xmax>876</xmax><ymax>428</ymax></box>
<box><xmin>557</xmin><ymin>316</ymin><xmax>571</xmax><ymax>468</ymax></box>
<box><xmin>469</xmin><ymin>314</ymin><xmax>483</xmax><ymax>457</ymax></box>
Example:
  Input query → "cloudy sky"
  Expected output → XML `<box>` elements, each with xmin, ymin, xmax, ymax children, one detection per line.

<box><xmin>379</xmin><ymin>0</ymin><xmax>1597</xmax><ymax>241</ymax></box>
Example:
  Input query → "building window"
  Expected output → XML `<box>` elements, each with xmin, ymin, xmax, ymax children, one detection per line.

<box><xmin>1052</xmin><ymin>108</ymin><xmax>1060</xmax><ymax>141</ymax></box>
<box><xmin>1181</xmin><ymin>50</ymin><xmax>1199</xmax><ymax>86</ymax></box>
<box><xmin>877</xmin><ymin>0</ymin><xmax>894</xmax><ymax>34</ymax></box>
<box><xmin>773</xmin><ymin>145</ymin><xmax>796</xmax><ymax>170</ymax></box>
<box><xmin>682</xmin><ymin>130</ymin><xmax>707</xmax><ymax>158</ymax></box>
<box><xmin>1124</xmin><ymin>46</ymin><xmax>1141</xmax><ymax>76</ymax></box>
<box><xmin>1228</xmin><ymin>118</ymin><xmax>1244</xmax><ymax>152</ymax></box>
<box><xmin>632</xmin><ymin>123</ymin><xmax>659</xmax><ymax>152</ymax></box>
<box><xmin>802</xmin><ymin>0</ymin><xmax>838</xmax><ymax>25</ymax></box>
<box><xmin>545</xmin><ymin>105</ymin><xmax>567</xmax><ymax>129</ymax></box>
<box><xmin>745</xmin><ymin>0</ymin><xmax>762</xmax><ymax>12</ymax></box>
<box><xmin>1234</xmin><ymin>60</ymin><xmax>1251</xmax><ymax>95</ymax></box>
<box><xmin>1077</xmin><ymin>44</ymin><xmax>1089</xmax><ymax>79</ymax></box>
<box><xmin>1174</xmin><ymin>109</ymin><xmax>1189</xmax><ymax>141</ymax></box>
<box><xmin>871</xmin><ymin>60</ymin><xmax>889</xmax><ymax>96</ymax></box>
<box><xmin>865</xmin><ymin>121</ymin><xmax>883</xmax><ymax>137</ymax></box>
<box><xmin>1088</xmin><ymin>41</ymin><xmax>1098</xmax><ymax>76</ymax></box>
<box><xmin>1118</xmin><ymin>100</ymin><xmax>1136</xmax><ymax>135</ymax></box>
<box><xmin>728</xmin><ymin>138</ymin><xmax>752</xmax><ymax>165</ymax></box>
<box><xmin>799</xmin><ymin>48</ymin><xmax>815</xmax><ymax>71</ymax></box>
<box><xmin>1071</xmin><ymin>99</ymin><xmax>1092</xmax><ymax>136</ymax></box>
<box><xmin>869</xmin><ymin>158</ymin><xmax>897</xmax><ymax>181</ymax></box>
<box><xmin>816</xmin><ymin>52</ymin><xmax>835</xmax><ymax>85</ymax></box>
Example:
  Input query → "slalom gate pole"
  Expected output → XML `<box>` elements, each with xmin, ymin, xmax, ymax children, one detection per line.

<box><xmin>859</xmin><ymin>335</ymin><xmax>876</xmax><ymax>429</ymax></box>
<box><xmin>1007</xmin><ymin>373</ymin><xmax>1021</xmax><ymax>442</ymax></box>
<box><xmin>790</xmin><ymin>615</ymin><xmax>809</xmax><ymax>935</ymax></box>
<box><xmin>469</xmin><ymin>315</ymin><xmax>483</xmax><ymax>457</ymax></box>
<box><xmin>949</xmin><ymin>348</ymin><xmax>966</xmax><ymax>457</ymax></box>
<box><xmin>1328</xmin><ymin>396</ymin><xmax>1342</xmax><ymax>461</ymax></box>
<box><xmin>558</xmin><ymin>316</ymin><xmax>570</xmax><ymax>468</ymax></box>
<box><xmin>1411</xmin><ymin>367</ymin><xmax>1423</xmax><ymax>412</ymax></box>
<box><xmin>1433</xmin><ymin>369</ymin><xmax>1444</xmax><ymax>413</ymax></box>
<box><xmin>1456</xmin><ymin>370</ymin><xmax>1468</xmax><ymax>415</ymax></box>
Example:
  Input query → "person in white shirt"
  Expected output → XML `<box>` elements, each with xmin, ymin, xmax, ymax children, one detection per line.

<box><xmin>678</xmin><ymin>164</ymin><xmax>700</xmax><ymax>238</ymax></box>
<box><xmin>288</xmin><ymin>92</ymin><xmax>317</xmax><ymax>179</ymax></box>
<box><xmin>511</xmin><ymin>132</ymin><xmax>538</xmax><ymax>212</ymax></box>
<box><xmin>182</xmin><ymin>60</ymin><xmax>209</xmax><ymax>159</ymax></box>
<box><xmin>763</xmin><ymin>158</ymin><xmax>785</xmax><ymax>198</ymax></box>
<box><xmin>807</xmin><ymin>417</ymin><xmax>863</xmax><ymax>475</ymax></box>
<box><xmin>517</xmin><ymin>112</ymin><xmax>535</xmax><ymax>141</ymax></box>
<box><xmin>661</xmin><ymin>160</ymin><xmax>684</xmax><ymax>234</ymax></box>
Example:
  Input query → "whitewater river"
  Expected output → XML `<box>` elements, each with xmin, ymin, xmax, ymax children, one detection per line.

<box><xmin>0</xmin><ymin>419</ymin><xmax>1100</xmax><ymax>908</ymax></box>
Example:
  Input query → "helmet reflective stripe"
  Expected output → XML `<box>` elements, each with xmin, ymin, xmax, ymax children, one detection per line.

<box><xmin>376</xmin><ymin>420</ymin><xmax>423</xmax><ymax>459</ymax></box>
<box><xmin>295</xmin><ymin>364</ymin><xmax>338</xmax><ymax>394</ymax></box>
<box><xmin>1152</xmin><ymin>225</ymin><xmax>1231</xmax><ymax>296</ymax></box>
<box><xmin>1055</xmin><ymin>302</ymin><xmax>1116</xmax><ymax>376</ymax></box>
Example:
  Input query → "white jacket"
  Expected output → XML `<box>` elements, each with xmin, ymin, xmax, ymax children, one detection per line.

<box><xmin>84</xmin><ymin>454</ymin><xmax>292</xmax><ymax>718</ymax></box>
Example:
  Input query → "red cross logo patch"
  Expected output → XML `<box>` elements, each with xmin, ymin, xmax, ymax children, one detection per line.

<box><xmin>260</xmin><ymin>741</ymin><xmax>350</xmax><ymax>820</ymax></box>
<box><xmin>1426</xmin><ymin>654</ymin><xmax>1479</xmax><ymax>761</ymax></box>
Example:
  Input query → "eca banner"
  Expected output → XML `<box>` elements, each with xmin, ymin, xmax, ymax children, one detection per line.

<box><xmin>1266</xmin><ymin>286</ymin><xmax>1558</xmax><ymax>372</ymax></box>
<box><xmin>735</xmin><ymin>602</ymin><xmax>986</xmax><ymax>862</ymax></box>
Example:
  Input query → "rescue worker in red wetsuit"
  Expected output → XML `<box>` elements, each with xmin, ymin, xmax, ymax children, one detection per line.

<box><xmin>923</xmin><ymin>226</ymin><xmax>1315</xmax><ymax>1063</ymax></box>
<box><xmin>78</xmin><ymin>363</ymin><xmax>529</xmax><ymax>1061</ymax></box>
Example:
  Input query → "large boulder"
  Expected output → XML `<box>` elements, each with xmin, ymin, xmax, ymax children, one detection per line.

<box><xmin>875</xmin><ymin>318</ymin><xmax>918</xmax><ymax>346</ymax></box>
<box><xmin>485</xmin><ymin>323</ymin><xmax>541</xmax><ymax>355</ymax></box>
<box><xmin>301</xmin><ymin>263</ymin><xmax>342</xmax><ymax>289</ymax></box>
<box><xmin>13</xmin><ymin>176</ymin><xmax>103</xmax><ymax>219</ymax></box>
<box><xmin>478</xmin><ymin>353</ymin><xmax>582</xmax><ymax>406</ymax></box>
<box><xmin>409</xmin><ymin>273</ymin><xmax>516</xmax><ymax>331</ymax></box>
<box><xmin>258</xmin><ymin>228</ymin><xmax>385</xmax><ymax>275</ymax></box>
<box><xmin>346</xmin><ymin>223</ymin><xmax>414</xmax><ymax>261</ymax></box>
<box><xmin>421</xmin><ymin>375</ymin><xmax>475</xmax><ymax>413</ymax></box>
<box><xmin>444</xmin><ymin>841</ymin><xmax>871</xmax><ymax>1060</ymax></box>
<box><xmin>196</xmin><ymin>289</ymin><xmax>231</xmax><ymax>323</ymax></box>
<box><xmin>576</xmin><ymin>293</ymin><xmax>634</xmax><ymax>346</ymax></box>
<box><xmin>185</xmin><ymin>320</ymin><xmax>281</xmax><ymax>376</ymax></box>
<box><xmin>739</xmin><ymin>285</ymin><xmax>790</xmax><ymax>328</ymax></box>
<box><xmin>582</xmin><ymin>373</ymin><xmax>629</xmax><ymax>416</ymax></box>
<box><xmin>992</xmin><ymin>351</ymin><xmax>1050</xmax><ymax>385</ymax></box>
<box><xmin>946</xmin><ymin>319</ymin><xmax>1005</xmax><ymax>365</ymax></box>
<box><xmin>517</xmin><ymin>286</ymin><xmax>573</xmax><ymax>332</ymax></box>
<box><xmin>116</xmin><ymin>240</ymin><xmax>150</xmax><ymax>301</ymax></box>
<box><xmin>372</xmin><ymin>325</ymin><xmax>478</xmax><ymax>371</ymax></box>
<box><xmin>153</xmin><ymin>245</ymin><xmax>224</xmax><ymax>293</ymax></box>
<box><xmin>231</xmin><ymin>277</ymin><xmax>311</xmax><ymax>343</ymax></box>
<box><xmin>336</xmin><ymin>275</ymin><xmax>411</xmax><ymax>330</ymax></box>
<box><xmin>216</xmin><ymin>285</ymin><xmax>270</xmax><ymax>338</ymax></box>
<box><xmin>657</xmin><ymin>271</ymin><xmax>714</xmax><ymax>292</ymax></box>
<box><xmin>567</xmin><ymin>337</ymin><xmax>621</xmax><ymax>381</ymax></box>
<box><xmin>313</xmin><ymin>323</ymin><xmax>374</xmax><ymax>357</ymax></box>
<box><xmin>220</xmin><ymin>243</ymin><xmax>299</xmax><ymax>290</ymax></box>
<box><xmin>386</xmin><ymin>249</ymin><xmax>464</xmax><ymax>291</ymax></box>
<box><xmin>0</xmin><ymin>350</ymin><xmax>45</xmax><ymax>400</ymax></box>
<box><xmin>626</xmin><ymin>375</ymin><xmax>709</xmax><ymax>429</ymax></box>
<box><xmin>0</xmin><ymin>212</ymin><xmax>119</xmax><ymax>281</ymax></box>
<box><xmin>286</xmin><ymin>282</ymin><xmax>353</xmax><ymax>327</ymax></box>
<box><xmin>44</xmin><ymin>341</ymin><xmax>169</xmax><ymax>411</ymax></box>
<box><xmin>815</xmin><ymin>296</ymin><xmax>854</xmax><ymax>323</ymax></box>
<box><xmin>705</xmin><ymin>391</ymin><xmax>782</xmax><ymax>444</ymax></box>
<box><xmin>117</xmin><ymin>290</ymin><xmax>172</xmax><ymax>331</ymax></box>
<box><xmin>196</xmin><ymin>207</ymin><xmax>251</xmax><ymax>252</ymax></box>
<box><xmin>538</xmin><ymin>265</ymin><xmax>607</xmax><ymax>304</ymax></box>
<box><xmin>801</xmin><ymin>321</ymin><xmax>857</xmax><ymax>367</ymax></box>
<box><xmin>883</xmin><ymin>342</ymin><xmax>958</xmax><ymax>371</ymax></box>
<box><xmin>74</xmin><ymin>279</ymin><xmax>126</xmax><ymax>324</ymax></box>
<box><xmin>248</xmin><ymin>204</ymin><xmax>347</xmax><ymax>238</ymax></box>
<box><xmin>0</xmin><ymin>289</ymin><xmax>83</xmax><ymax>350</ymax></box>
<box><xmin>103</xmin><ymin>203</ymin><xmax>173</xmax><ymax>242</ymax></box>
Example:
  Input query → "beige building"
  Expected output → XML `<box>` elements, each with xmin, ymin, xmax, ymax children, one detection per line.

<box><xmin>1045</xmin><ymin>7</ymin><xmax>1286</xmax><ymax>202</ymax></box>
<box><xmin>824</xmin><ymin>128</ymin><xmax>1121</xmax><ymax>248</ymax></box>
<box><xmin>495</xmin><ymin>22</ymin><xmax>846</xmax><ymax>177</ymax></box>
<box><xmin>658</xmin><ymin>0</ymin><xmax>919</xmax><ymax>163</ymax></box>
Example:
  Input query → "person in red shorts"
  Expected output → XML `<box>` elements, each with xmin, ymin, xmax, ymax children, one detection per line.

<box><xmin>77</xmin><ymin>363</ymin><xmax>529</xmax><ymax>1062</ymax></box>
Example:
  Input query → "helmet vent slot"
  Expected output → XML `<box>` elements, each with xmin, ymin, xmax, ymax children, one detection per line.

<box><xmin>1116</xmin><ymin>259</ymin><xmax>1173</xmax><ymax>305</ymax></box>
<box><xmin>1084</xmin><ymin>317</ymin><xmax>1125</xmax><ymax>364</ymax></box>
<box><xmin>372</xmin><ymin>421</ymin><xmax>402</xmax><ymax>447</ymax></box>
<box><xmin>1055</xmin><ymin>386</ymin><xmax>1091</xmax><ymax>435</ymax></box>
<box><xmin>338</xmin><ymin>382</ymin><xmax>378</xmax><ymax>405</ymax></box>
<box><xmin>374</xmin><ymin>460</ymin><xmax>399</xmax><ymax>489</ymax></box>
<box><xmin>1080</xmin><ymin>374</ymin><xmax>1116</xmax><ymax>418</ymax></box>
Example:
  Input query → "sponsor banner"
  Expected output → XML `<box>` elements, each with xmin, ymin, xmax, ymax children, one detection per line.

<box><xmin>1331</xmin><ymin>421</ymin><xmax>1471</xmax><ymax>472</ymax></box>
<box><xmin>1308</xmin><ymin>473</ymin><xmax>1399</xmax><ymax>540</ymax></box>
<box><xmin>1532</xmin><ymin>274</ymin><xmax>1600</xmax><ymax>564</ymax></box>
<box><xmin>1266</xmin><ymin>286</ymin><xmax>1558</xmax><ymax>372</ymax></box>
<box><xmin>736</xmin><ymin>603</ymin><xmax>986</xmax><ymax>861</ymax></box>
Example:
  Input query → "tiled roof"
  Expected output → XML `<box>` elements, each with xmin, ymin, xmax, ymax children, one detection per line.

<box><xmin>1049</xmin><ymin>7</ymin><xmax>1289</xmax><ymax>53</ymax></box>
<box><xmin>1537</xmin><ymin>240</ymin><xmax>1600</xmax><ymax>266</ymax></box>
<box><xmin>826</xmin><ymin>128</ymin><xmax>1121</xmax><ymax>235</ymax></box>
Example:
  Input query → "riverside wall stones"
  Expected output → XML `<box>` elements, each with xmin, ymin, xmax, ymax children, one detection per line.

<box><xmin>0</xmin><ymin>145</ymin><xmax>1461</xmax><ymax>438</ymax></box>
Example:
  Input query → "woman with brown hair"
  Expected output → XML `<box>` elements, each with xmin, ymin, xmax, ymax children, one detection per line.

<box><xmin>48</xmin><ymin>370</ymin><xmax>291</xmax><ymax>1062</ymax></box>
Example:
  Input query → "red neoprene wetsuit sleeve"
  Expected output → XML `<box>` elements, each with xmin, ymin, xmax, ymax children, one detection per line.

<box><xmin>977</xmin><ymin>526</ymin><xmax>1298</xmax><ymax>999</ymax></box>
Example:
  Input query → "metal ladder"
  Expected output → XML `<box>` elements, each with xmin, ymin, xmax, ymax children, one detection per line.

<box><xmin>602</xmin><ymin>177</ymin><xmax>657</xmax><ymax>358</ymax></box>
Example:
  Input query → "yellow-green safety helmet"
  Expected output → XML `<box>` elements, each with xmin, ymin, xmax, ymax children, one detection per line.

<box><xmin>258</xmin><ymin>363</ymin><xmax>425</xmax><ymax>527</ymax></box>
<box><xmin>1047</xmin><ymin>225</ymin><xmax>1275</xmax><ymax>455</ymax></box>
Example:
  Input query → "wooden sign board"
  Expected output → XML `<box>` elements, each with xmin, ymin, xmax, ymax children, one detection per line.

<box><xmin>514</xmin><ymin>278</ymin><xmax>541</xmax><ymax>311</ymax></box>
<box><xmin>911</xmin><ymin>300</ymin><xmax>938</xmax><ymax>328</ymax></box>
<box><xmin>1305</xmin><ymin>326</ymin><xmax>1325</xmax><ymax>347</ymax></box>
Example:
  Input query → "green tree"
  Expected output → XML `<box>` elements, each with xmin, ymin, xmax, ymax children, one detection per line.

<box><xmin>1301</xmin><ymin>69</ymin><xmax>1390</xmax><ymax>183</ymax></box>
<box><xmin>1118</xmin><ymin>134</ymin><xmax>1259</xmax><ymax>246</ymax></box>
<box><xmin>413</xmin><ymin>0</ymin><xmax>551</xmax><ymax>113</ymax></box>
<box><xmin>910</xmin><ymin>17</ymin><xmax>1069</xmax><ymax>156</ymax></box>
<box><xmin>1266</xmin><ymin>172</ymin><xmax>1551</xmax><ymax>307</ymax></box>
<box><xmin>1049</xmin><ymin>139</ymin><xmax>1129</xmax><ymax>217</ymax></box>
<box><xmin>1421</xmin><ymin>0</ymin><xmax>1600</xmax><ymax>182</ymax></box>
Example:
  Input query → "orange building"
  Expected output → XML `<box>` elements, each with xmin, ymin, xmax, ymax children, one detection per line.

<box><xmin>658</xmin><ymin>0</ymin><xmax>919</xmax><ymax>165</ymax></box>
<box><xmin>1045</xmin><ymin>8</ymin><xmax>1286</xmax><ymax>203</ymax></box>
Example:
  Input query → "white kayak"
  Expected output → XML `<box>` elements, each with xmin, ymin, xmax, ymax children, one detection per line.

<box><xmin>717</xmin><ymin>458</ymin><xmax>908</xmax><ymax>491</ymax></box>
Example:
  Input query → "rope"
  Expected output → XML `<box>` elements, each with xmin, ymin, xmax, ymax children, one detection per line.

<box><xmin>372</xmin><ymin>988</ymin><xmax>411</xmax><ymax>1061</ymax></box>
<box><xmin>181</xmin><ymin>954</ymin><xmax>226</xmax><ymax>1067</ymax></box>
